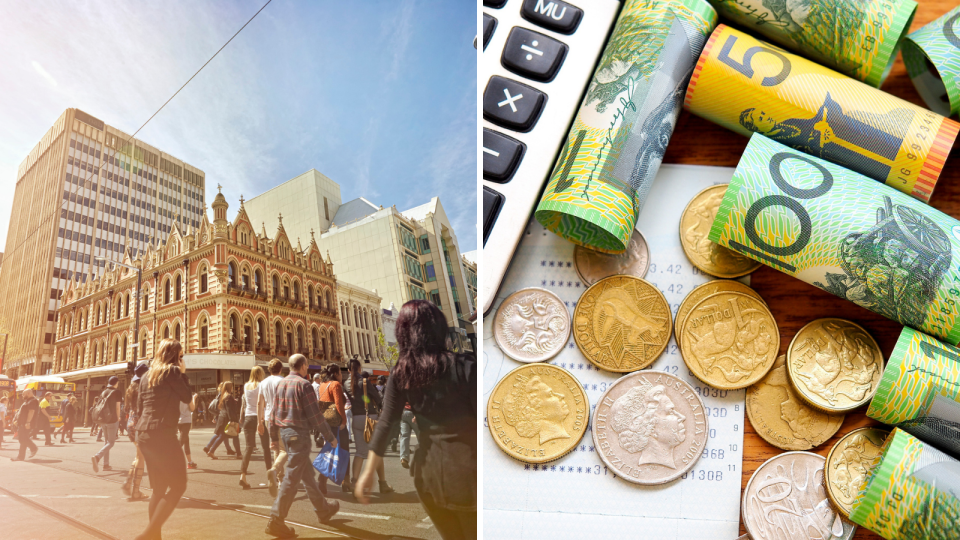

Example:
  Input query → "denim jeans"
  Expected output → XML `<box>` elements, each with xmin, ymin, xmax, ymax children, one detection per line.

<box><xmin>399</xmin><ymin>410</ymin><xmax>420</xmax><ymax>462</ymax></box>
<box><xmin>270</xmin><ymin>427</ymin><xmax>333</xmax><ymax>521</ymax></box>
<box><xmin>95</xmin><ymin>421</ymin><xmax>119</xmax><ymax>466</ymax></box>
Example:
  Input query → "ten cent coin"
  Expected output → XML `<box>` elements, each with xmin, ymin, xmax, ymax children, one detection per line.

<box><xmin>573</xmin><ymin>275</ymin><xmax>672</xmax><ymax>372</ymax></box>
<box><xmin>487</xmin><ymin>363</ymin><xmax>589</xmax><ymax>464</ymax></box>
<box><xmin>493</xmin><ymin>287</ymin><xmax>571</xmax><ymax>363</ymax></box>
<box><xmin>746</xmin><ymin>355</ymin><xmax>844</xmax><ymax>451</ymax></box>
<box><xmin>679</xmin><ymin>184</ymin><xmax>761</xmax><ymax>278</ymax></box>
<box><xmin>675</xmin><ymin>280</ymin><xmax>765</xmax><ymax>350</ymax></box>
<box><xmin>824</xmin><ymin>427</ymin><xmax>890</xmax><ymax>518</ymax></box>
<box><xmin>743</xmin><ymin>452</ymin><xmax>856</xmax><ymax>540</ymax></box>
<box><xmin>592</xmin><ymin>370</ymin><xmax>707</xmax><ymax>485</ymax></box>
<box><xmin>680</xmin><ymin>291</ymin><xmax>779</xmax><ymax>389</ymax></box>
<box><xmin>574</xmin><ymin>228</ymin><xmax>650</xmax><ymax>286</ymax></box>
<box><xmin>787</xmin><ymin>319</ymin><xmax>884</xmax><ymax>413</ymax></box>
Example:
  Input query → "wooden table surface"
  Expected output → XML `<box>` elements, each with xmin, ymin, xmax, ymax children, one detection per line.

<box><xmin>661</xmin><ymin>3</ymin><xmax>960</xmax><ymax>538</ymax></box>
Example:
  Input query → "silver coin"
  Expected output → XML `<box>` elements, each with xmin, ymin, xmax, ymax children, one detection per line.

<box><xmin>574</xmin><ymin>229</ymin><xmax>650</xmax><ymax>286</ymax></box>
<box><xmin>743</xmin><ymin>452</ymin><xmax>856</xmax><ymax>540</ymax></box>
<box><xmin>592</xmin><ymin>370</ymin><xmax>707</xmax><ymax>485</ymax></box>
<box><xmin>493</xmin><ymin>287</ymin><xmax>571</xmax><ymax>363</ymax></box>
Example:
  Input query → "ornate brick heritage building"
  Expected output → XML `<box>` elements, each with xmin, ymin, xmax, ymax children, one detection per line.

<box><xmin>52</xmin><ymin>190</ymin><xmax>342</xmax><ymax>404</ymax></box>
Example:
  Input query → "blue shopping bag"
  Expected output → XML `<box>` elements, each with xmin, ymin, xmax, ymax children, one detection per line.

<box><xmin>313</xmin><ymin>432</ymin><xmax>348</xmax><ymax>485</ymax></box>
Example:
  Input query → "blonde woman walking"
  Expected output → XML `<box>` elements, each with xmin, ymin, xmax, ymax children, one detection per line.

<box><xmin>239</xmin><ymin>366</ymin><xmax>268</xmax><ymax>489</ymax></box>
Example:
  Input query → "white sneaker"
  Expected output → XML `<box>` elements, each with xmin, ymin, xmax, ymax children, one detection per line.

<box><xmin>91</xmin><ymin>456</ymin><xmax>100</xmax><ymax>472</ymax></box>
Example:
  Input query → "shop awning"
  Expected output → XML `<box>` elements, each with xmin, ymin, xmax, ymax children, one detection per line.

<box><xmin>184</xmin><ymin>353</ymin><xmax>257</xmax><ymax>371</ymax></box>
<box><xmin>58</xmin><ymin>363</ymin><xmax>128</xmax><ymax>381</ymax></box>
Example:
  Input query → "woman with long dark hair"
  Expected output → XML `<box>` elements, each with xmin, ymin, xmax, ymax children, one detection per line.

<box><xmin>355</xmin><ymin>300</ymin><xmax>476</xmax><ymax>540</ymax></box>
<box><xmin>345</xmin><ymin>358</ymin><xmax>393</xmax><ymax>494</ymax></box>
<box><xmin>134</xmin><ymin>338</ymin><xmax>192</xmax><ymax>540</ymax></box>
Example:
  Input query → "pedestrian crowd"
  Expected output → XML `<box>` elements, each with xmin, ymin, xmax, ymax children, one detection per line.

<box><xmin>2</xmin><ymin>299</ymin><xmax>476</xmax><ymax>539</ymax></box>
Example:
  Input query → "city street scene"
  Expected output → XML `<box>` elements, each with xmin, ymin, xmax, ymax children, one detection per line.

<box><xmin>0</xmin><ymin>1</ymin><xmax>477</xmax><ymax>539</ymax></box>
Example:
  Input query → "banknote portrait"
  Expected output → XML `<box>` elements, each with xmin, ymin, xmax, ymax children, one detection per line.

<box><xmin>609</xmin><ymin>379</ymin><xmax>687</xmax><ymax>469</ymax></box>
<box><xmin>502</xmin><ymin>375</ymin><xmax>572</xmax><ymax>445</ymax></box>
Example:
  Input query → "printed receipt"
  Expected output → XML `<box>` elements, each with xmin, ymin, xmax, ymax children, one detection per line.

<box><xmin>484</xmin><ymin>165</ymin><xmax>746</xmax><ymax>540</ymax></box>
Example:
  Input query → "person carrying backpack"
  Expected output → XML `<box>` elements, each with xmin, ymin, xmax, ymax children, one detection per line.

<box><xmin>91</xmin><ymin>376</ymin><xmax>122</xmax><ymax>472</ymax></box>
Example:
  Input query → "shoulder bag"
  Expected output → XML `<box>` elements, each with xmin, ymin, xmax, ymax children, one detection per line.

<box><xmin>363</xmin><ymin>381</ymin><xmax>378</xmax><ymax>443</ymax></box>
<box><xmin>318</xmin><ymin>382</ymin><xmax>342</xmax><ymax>429</ymax></box>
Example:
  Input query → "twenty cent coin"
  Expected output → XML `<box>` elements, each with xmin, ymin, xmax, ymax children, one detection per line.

<box><xmin>746</xmin><ymin>355</ymin><xmax>844</xmax><ymax>451</ymax></box>
<box><xmin>743</xmin><ymin>452</ymin><xmax>856</xmax><ymax>540</ymax></box>
<box><xmin>787</xmin><ymin>319</ymin><xmax>884</xmax><ymax>413</ymax></box>
<box><xmin>487</xmin><ymin>363</ymin><xmax>589</xmax><ymax>464</ymax></box>
<box><xmin>574</xmin><ymin>228</ymin><xmax>650</xmax><ymax>286</ymax></box>
<box><xmin>592</xmin><ymin>370</ymin><xmax>707</xmax><ymax>485</ymax></box>
<box><xmin>679</xmin><ymin>184</ymin><xmax>761</xmax><ymax>278</ymax></box>
<box><xmin>824</xmin><ymin>427</ymin><xmax>890</xmax><ymax>518</ymax></box>
<box><xmin>493</xmin><ymin>288</ymin><xmax>571</xmax><ymax>363</ymax></box>
<box><xmin>680</xmin><ymin>291</ymin><xmax>779</xmax><ymax>389</ymax></box>
<box><xmin>675</xmin><ymin>280</ymin><xmax>765</xmax><ymax>349</ymax></box>
<box><xmin>573</xmin><ymin>275</ymin><xmax>672</xmax><ymax>372</ymax></box>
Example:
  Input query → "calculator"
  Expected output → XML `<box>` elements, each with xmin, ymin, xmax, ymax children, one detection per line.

<box><xmin>481</xmin><ymin>0</ymin><xmax>622</xmax><ymax>315</ymax></box>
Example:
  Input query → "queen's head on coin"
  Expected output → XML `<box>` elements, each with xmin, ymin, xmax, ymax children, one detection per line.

<box><xmin>502</xmin><ymin>374</ymin><xmax>571</xmax><ymax>445</ymax></box>
<box><xmin>610</xmin><ymin>379</ymin><xmax>687</xmax><ymax>468</ymax></box>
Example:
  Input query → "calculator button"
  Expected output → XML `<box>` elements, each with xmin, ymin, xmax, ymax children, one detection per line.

<box><xmin>520</xmin><ymin>0</ymin><xmax>583</xmax><ymax>34</ymax></box>
<box><xmin>483</xmin><ymin>129</ymin><xmax>525</xmax><ymax>183</ymax></box>
<box><xmin>483</xmin><ymin>14</ymin><xmax>497</xmax><ymax>50</ymax></box>
<box><xmin>501</xmin><ymin>27</ymin><xmax>567</xmax><ymax>82</ymax></box>
<box><xmin>483</xmin><ymin>187</ymin><xmax>504</xmax><ymax>245</ymax></box>
<box><xmin>483</xmin><ymin>76</ymin><xmax>546</xmax><ymax>133</ymax></box>
<box><xmin>483</xmin><ymin>0</ymin><xmax>507</xmax><ymax>8</ymax></box>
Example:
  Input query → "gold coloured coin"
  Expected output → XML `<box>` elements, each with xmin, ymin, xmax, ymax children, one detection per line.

<box><xmin>679</xmin><ymin>184</ymin><xmax>762</xmax><ymax>278</ymax></box>
<box><xmin>487</xmin><ymin>363</ymin><xmax>589</xmax><ymax>464</ymax></box>
<box><xmin>786</xmin><ymin>319</ymin><xmax>884</xmax><ymax>413</ymax></box>
<box><xmin>573</xmin><ymin>275</ymin><xmax>672</xmax><ymax>373</ymax></box>
<box><xmin>824</xmin><ymin>427</ymin><xmax>890</xmax><ymax>518</ymax></box>
<box><xmin>746</xmin><ymin>355</ymin><xmax>844</xmax><ymax>451</ymax></box>
<box><xmin>675</xmin><ymin>280</ymin><xmax>765</xmax><ymax>350</ymax></box>
<box><xmin>680</xmin><ymin>291</ymin><xmax>779</xmax><ymax>389</ymax></box>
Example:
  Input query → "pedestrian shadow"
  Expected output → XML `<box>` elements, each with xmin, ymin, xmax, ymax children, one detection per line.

<box><xmin>26</xmin><ymin>459</ymin><xmax>63</xmax><ymax>464</ymax></box>
<box><xmin>323</xmin><ymin>521</ymin><xmax>424</xmax><ymax>540</ymax></box>
<box><xmin>327</xmin><ymin>490</ymin><xmax>421</xmax><ymax>505</ymax></box>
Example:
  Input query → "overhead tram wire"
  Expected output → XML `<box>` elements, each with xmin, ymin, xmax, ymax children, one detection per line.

<box><xmin>0</xmin><ymin>0</ymin><xmax>274</xmax><ymax>280</ymax></box>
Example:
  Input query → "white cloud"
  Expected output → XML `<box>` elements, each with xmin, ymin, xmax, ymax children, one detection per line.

<box><xmin>383</xmin><ymin>0</ymin><xmax>415</xmax><ymax>82</ymax></box>
<box><xmin>31</xmin><ymin>61</ymin><xmax>57</xmax><ymax>87</ymax></box>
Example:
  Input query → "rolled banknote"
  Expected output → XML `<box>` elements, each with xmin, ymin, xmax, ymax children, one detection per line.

<box><xmin>684</xmin><ymin>24</ymin><xmax>960</xmax><ymax>203</ymax></box>
<box><xmin>902</xmin><ymin>6</ymin><xmax>960</xmax><ymax>117</ymax></box>
<box><xmin>867</xmin><ymin>327</ymin><xmax>960</xmax><ymax>456</ymax></box>
<box><xmin>534</xmin><ymin>0</ymin><xmax>717</xmax><ymax>254</ymax></box>
<box><xmin>709</xmin><ymin>134</ymin><xmax>960</xmax><ymax>345</ymax></box>
<box><xmin>705</xmin><ymin>0</ymin><xmax>916</xmax><ymax>87</ymax></box>
<box><xmin>849</xmin><ymin>428</ymin><xmax>960</xmax><ymax>539</ymax></box>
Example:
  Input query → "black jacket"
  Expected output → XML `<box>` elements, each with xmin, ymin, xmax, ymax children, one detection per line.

<box><xmin>136</xmin><ymin>370</ymin><xmax>192</xmax><ymax>431</ymax></box>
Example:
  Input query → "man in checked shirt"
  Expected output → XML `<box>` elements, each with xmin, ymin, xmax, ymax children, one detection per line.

<box><xmin>266</xmin><ymin>354</ymin><xmax>340</xmax><ymax>537</ymax></box>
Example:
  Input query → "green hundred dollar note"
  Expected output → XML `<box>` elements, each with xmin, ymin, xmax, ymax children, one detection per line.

<box><xmin>867</xmin><ymin>327</ymin><xmax>960</xmax><ymax>456</ymax></box>
<box><xmin>849</xmin><ymin>429</ymin><xmax>960</xmax><ymax>540</ymax></box>
<box><xmin>709</xmin><ymin>134</ymin><xmax>960</xmax><ymax>345</ymax></box>
<box><xmin>903</xmin><ymin>5</ymin><xmax>960</xmax><ymax>117</ymax></box>
<box><xmin>534</xmin><ymin>0</ymin><xmax>717</xmax><ymax>253</ymax></box>
<box><xmin>705</xmin><ymin>0</ymin><xmax>916</xmax><ymax>86</ymax></box>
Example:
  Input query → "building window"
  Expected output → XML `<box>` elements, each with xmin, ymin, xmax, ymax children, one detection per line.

<box><xmin>163</xmin><ymin>326</ymin><xmax>170</xmax><ymax>339</ymax></box>
<box><xmin>404</xmin><ymin>254</ymin><xmax>424</xmax><ymax>280</ymax></box>
<box><xmin>228</xmin><ymin>262</ymin><xmax>237</xmax><ymax>286</ymax></box>
<box><xmin>164</xmin><ymin>280</ymin><xmax>171</xmax><ymax>304</ymax></box>
<box><xmin>324</xmin><ymin>197</ymin><xmax>330</xmax><ymax>220</ymax></box>
<box><xmin>425</xmin><ymin>261</ymin><xmax>436</xmax><ymax>282</ymax></box>
<box><xmin>175</xmin><ymin>274</ymin><xmax>182</xmax><ymax>301</ymax></box>
<box><xmin>199</xmin><ymin>268</ymin><xmax>208</xmax><ymax>293</ymax></box>
<box><xmin>255</xmin><ymin>270</ymin><xmax>263</xmax><ymax>294</ymax></box>
<box><xmin>294</xmin><ymin>282</ymin><xmax>300</xmax><ymax>302</ymax></box>
<box><xmin>275</xmin><ymin>321</ymin><xmax>283</xmax><ymax>349</ymax></box>
<box><xmin>175</xmin><ymin>323</ymin><xmax>181</xmax><ymax>343</ymax></box>
<box><xmin>431</xmin><ymin>290</ymin><xmax>442</xmax><ymax>307</ymax></box>
<box><xmin>200</xmin><ymin>320</ymin><xmax>209</xmax><ymax>349</ymax></box>
<box><xmin>399</xmin><ymin>226</ymin><xmax>418</xmax><ymax>253</ymax></box>
<box><xmin>420</xmin><ymin>235</ymin><xmax>430</xmax><ymax>253</ymax></box>
<box><xmin>272</xmin><ymin>274</ymin><xmax>280</xmax><ymax>298</ymax></box>
<box><xmin>258</xmin><ymin>319</ymin><xmax>266</xmax><ymax>349</ymax></box>
<box><xmin>408</xmin><ymin>284</ymin><xmax>428</xmax><ymax>301</ymax></box>
<box><xmin>140</xmin><ymin>336</ymin><xmax>147</xmax><ymax>358</ymax></box>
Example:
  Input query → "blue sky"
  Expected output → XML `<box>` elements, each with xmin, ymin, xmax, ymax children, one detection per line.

<box><xmin>0</xmin><ymin>0</ymin><xmax>477</xmax><ymax>251</ymax></box>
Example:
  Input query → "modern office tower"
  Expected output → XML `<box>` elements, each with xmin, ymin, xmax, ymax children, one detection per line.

<box><xmin>0</xmin><ymin>108</ymin><xmax>206</xmax><ymax>377</ymax></box>
<box><xmin>244</xmin><ymin>169</ymin><xmax>475</xmax><ymax>350</ymax></box>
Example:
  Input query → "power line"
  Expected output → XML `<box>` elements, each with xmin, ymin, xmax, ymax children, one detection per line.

<box><xmin>0</xmin><ymin>0</ymin><xmax>273</xmax><ymax>281</ymax></box>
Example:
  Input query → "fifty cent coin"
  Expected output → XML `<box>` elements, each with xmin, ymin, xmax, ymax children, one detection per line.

<box><xmin>593</xmin><ymin>370</ymin><xmax>707</xmax><ymax>485</ymax></box>
<box><xmin>787</xmin><ymin>318</ymin><xmax>884</xmax><ymax>413</ymax></box>
<box><xmin>675</xmin><ymin>280</ymin><xmax>765</xmax><ymax>350</ymax></box>
<box><xmin>680</xmin><ymin>291</ymin><xmax>779</xmax><ymax>389</ymax></box>
<box><xmin>493</xmin><ymin>288</ymin><xmax>571</xmax><ymax>363</ymax></box>
<box><xmin>573</xmin><ymin>275</ymin><xmax>672</xmax><ymax>372</ymax></box>
<box><xmin>487</xmin><ymin>363</ymin><xmax>589</xmax><ymax>464</ymax></box>
<box><xmin>679</xmin><ymin>184</ymin><xmax>761</xmax><ymax>278</ymax></box>
<box><xmin>746</xmin><ymin>355</ymin><xmax>844</xmax><ymax>451</ymax></box>
<box><xmin>743</xmin><ymin>452</ymin><xmax>856</xmax><ymax>540</ymax></box>
<box><xmin>574</xmin><ymin>228</ymin><xmax>650</xmax><ymax>286</ymax></box>
<box><xmin>824</xmin><ymin>427</ymin><xmax>889</xmax><ymax>518</ymax></box>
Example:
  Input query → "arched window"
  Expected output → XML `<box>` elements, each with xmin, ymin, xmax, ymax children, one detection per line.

<box><xmin>175</xmin><ymin>274</ymin><xmax>182</xmax><ymax>301</ymax></box>
<box><xmin>297</xmin><ymin>326</ymin><xmax>304</xmax><ymax>352</ymax></box>
<box><xmin>244</xmin><ymin>318</ymin><xmax>252</xmax><ymax>350</ymax></box>
<box><xmin>116</xmin><ymin>298</ymin><xmax>123</xmax><ymax>319</ymax></box>
<box><xmin>272</xmin><ymin>274</ymin><xmax>279</xmax><ymax>298</ymax></box>
<box><xmin>287</xmin><ymin>327</ymin><xmax>294</xmax><ymax>353</ymax></box>
<box><xmin>125</xmin><ymin>293</ymin><xmax>131</xmax><ymax>317</ymax></box>
<box><xmin>283</xmin><ymin>280</ymin><xmax>290</xmax><ymax>300</ymax></box>
<box><xmin>230</xmin><ymin>314</ymin><xmax>239</xmax><ymax>341</ymax></box>
<box><xmin>96</xmin><ymin>304</ymin><xmax>101</xmax><ymax>325</ymax></box>
<box><xmin>199</xmin><ymin>266</ymin><xmax>208</xmax><ymax>293</ymax></box>
<box><xmin>140</xmin><ymin>335</ymin><xmax>147</xmax><ymax>358</ymax></box>
<box><xmin>308</xmin><ymin>285</ymin><xmax>314</xmax><ymax>308</ymax></box>
<box><xmin>200</xmin><ymin>320</ymin><xmax>209</xmax><ymax>349</ymax></box>
<box><xmin>312</xmin><ymin>328</ymin><xmax>319</xmax><ymax>354</ymax></box>
<box><xmin>294</xmin><ymin>282</ymin><xmax>300</xmax><ymax>302</ymax></box>
<box><xmin>242</xmin><ymin>268</ymin><xmax>250</xmax><ymax>289</ymax></box>
<box><xmin>275</xmin><ymin>321</ymin><xmax>283</xmax><ymax>349</ymax></box>
<box><xmin>228</xmin><ymin>262</ymin><xmax>237</xmax><ymax>286</ymax></box>
<box><xmin>114</xmin><ymin>338</ymin><xmax>120</xmax><ymax>362</ymax></box>
<box><xmin>175</xmin><ymin>322</ymin><xmax>181</xmax><ymax>343</ymax></box>
<box><xmin>121</xmin><ymin>335</ymin><xmax>127</xmax><ymax>362</ymax></box>
<box><xmin>163</xmin><ymin>325</ymin><xmax>170</xmax><ymax>339</ymax></box>
<box><xmin>326</xmin><ymin>290</ymin><xmax>332</xmax><ymax>310</ymax></box>
<box><xmin>255</xmin><ymin>270</ymin><xmax>263</xmax><ymax>294</ymax></box>
<box><xmin>258</xmin><ymin>319</ymin><xmax>266</xmax><ymax>349</ymax></box>
<box><xmin>142</xmin><ymin>287</ymin><xmax>150</xmax><ymax>311</ymax></box>
<box><xmin>164</xmin><ymin>279</ymin><xmax>171</xmax><ymax>304</ymax></box>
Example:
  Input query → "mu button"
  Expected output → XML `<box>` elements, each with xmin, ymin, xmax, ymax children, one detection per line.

<box><xmin>483</xmin><ymin>76</ymin><xmax>546</xmax><ymax>133</ymax></box>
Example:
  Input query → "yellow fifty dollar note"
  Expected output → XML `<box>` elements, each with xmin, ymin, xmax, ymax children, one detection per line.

<box><xmin>684</xmin><ymin>25</ymin><xmax>959</xmax><ymax>203</ymax></box>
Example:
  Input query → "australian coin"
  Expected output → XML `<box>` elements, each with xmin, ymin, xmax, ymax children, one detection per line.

<box><xmin>679</xmin><ymin>184</ymin><xmax>761</xmax><ymax>278</ymax></box>
<box><xmin>487</xmin><ymin>363</ymin><xmax>589</xmax><ymax>464</ymax></box>
<box><xmin>675</xmin><ymin>279</ymin><xmax>765</xmax><ymax>349</ymax></box>
<box><xmin>493</xmin><ymin>288</ymin><xmax>571</xmax><ymax>363</ymax></box>
<box><xmin>574</xmin><ymin>228</ymin><xmax>650</xmax><ymax>286</ymax></box>
<box><xmin>787</xmin><ymin>319</ymin><xmax>884</xmax><ymax>413</ymax></box>
<box><xmin>573</xmin><ymin>275</ymin><xmax>672</xmax><ymax>372</ymax></box>
<box><xmin>824</xmin><ymin>427</ymin><xmax>890</xmax><ymax>518</ymax></box>
<box><xmin>592</xmin><ymin>370</ymin><xmax>707</xmax><ymax>485</ymax></box>
<box><xmin>743</xmin><ymin>452</ymin><xmax>856</xmax><ymax>540</ymax></box>
<box><xmin>746</xmin><ymin>355</ymin><xmax>844</xmax><ymax>451</ymax></box>
<box><xmin>680</xmin><ymin>291</ymin><xmax>779</xmax><ymax>389</ymax></box>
